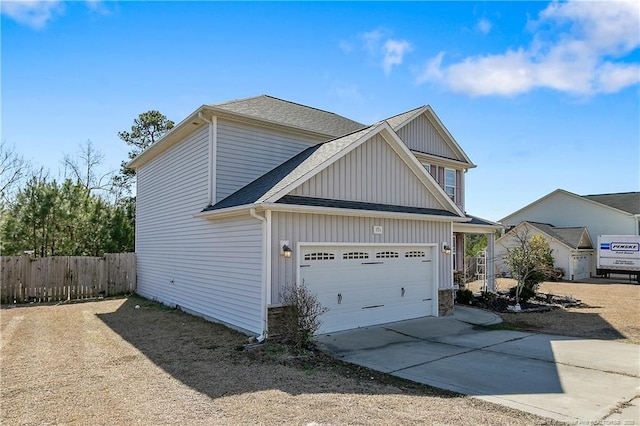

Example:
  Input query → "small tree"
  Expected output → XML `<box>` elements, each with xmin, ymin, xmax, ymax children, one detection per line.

<box><xmin>280</xmin><ymin>281</ymin><xmax>327</xmax><ymax>351</ymax></box>
<box><xmin>504</xmin><ymin>224</ymin><xmax>555</xmax><ymax>304</ymax></box>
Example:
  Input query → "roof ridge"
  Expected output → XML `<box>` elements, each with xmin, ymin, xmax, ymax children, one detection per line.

<box><xmin>210</xmin><ymin>94</ymin><xmax>266</xmax><ymax>106</ymax></box>
<box><xmin>213</xmin><ymin>94</ymin><xmax>365</xmax><ymax>125</ymax></box>
<box><xmin>384</xmin><ymin>105</ymin><xmax>425</xmax><ymax>121</ymax></box>
<box><xmin>582</xmin><ymin>191</ymin><xmax>640</xmax><ymax>196</ymax></box>
<box><xmin>260</xmin><ymin>95</ymin><xmax>364</xmax><ymax>122</ymax></box>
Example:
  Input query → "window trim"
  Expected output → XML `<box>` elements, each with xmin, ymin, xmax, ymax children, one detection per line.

<box><xmin>444</xmin><ymin>168</ymin><xmax>456</xmax><ymax>202</ymax></box>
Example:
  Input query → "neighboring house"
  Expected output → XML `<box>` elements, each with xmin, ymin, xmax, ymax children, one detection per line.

<box><xmin>495</xmin><ymin>221</ymin><xmax>594</xmax><ymax>281</ymax></box>
<box><xmin>500</xmin><ymin>189</ymin><xmax>640</xmax><ymax>277</ymax></box>
<box><xmin>128</xmin><ymin>95</ymin><xmax>500</xmax><ymax>337</ymax></box>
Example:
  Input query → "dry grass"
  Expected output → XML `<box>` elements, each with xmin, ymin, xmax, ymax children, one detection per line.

<box><xmin>1</xmin><ymin>296</ymin><xmax>560</xmax><ymax>426</ymax></box>
<box><xmin>468</xmin><ymin>278</ymin><xmax>640</xmax><ymax>344</ymax></box>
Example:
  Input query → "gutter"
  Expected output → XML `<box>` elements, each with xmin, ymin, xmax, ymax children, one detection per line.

<box><xmin>249</xmin><ymin>208</ymin><xmax>269</xmax><ymax>342</ymax></box>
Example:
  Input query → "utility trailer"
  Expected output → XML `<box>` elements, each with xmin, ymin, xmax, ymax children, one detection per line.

<box><xmin>597</xmin><ymin>235</ymin><xmax>640</xmax><ymax>282</ymax></box>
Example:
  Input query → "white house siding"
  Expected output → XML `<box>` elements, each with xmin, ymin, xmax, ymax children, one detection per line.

<box><xmin>136</xmin><ymin>126</ymin><xmax>264</xmax><ymax>334</ymax></box>
<box><xmin>396</xmin><ymin>114</ymin><xmax>462</xmax><ymax>161</ymax></box>
<box><xmin>495</xmin><ymin>229</ymin><xmax>593</xmax><ymax>281</ymax></box>
<box><xmin>269</xmin><ymin>211</ymin><xmax>452</xmax><ymax>303</ymax></box>
<box><xmin>291</xmin><ymin>135</ymin><xmax>442</xmax><ymax>209</ymax></box>
<box><xmin>216</xmin><ymin>119</ymin><xmax>324</xmax><ymax>202</ymax></box>
<box><xmin>501</xmin><ymin>192</ymin><xmax>636</xmax><ymax>241</ymax></box>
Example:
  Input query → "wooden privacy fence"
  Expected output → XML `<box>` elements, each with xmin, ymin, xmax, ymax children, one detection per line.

<box><xmin>1</xmin><ymin>253</ymin><xmax>136</xmax><ymax>304</ymax></box>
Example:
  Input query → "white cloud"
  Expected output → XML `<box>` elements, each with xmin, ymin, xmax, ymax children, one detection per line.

<box><xmin>477</xmin><ymin>18</ymin><xmax>492</xmax><ymax>35</ymax></box>
<box><xmin>1</xmin><ymin>0</ymin><xmax>65</xmax><ymax>29</ymax></box>
<box><xmin>382</xmin><ymin>39</ymin><xmax>412</xmax><ymax>75</ymax></box>
<box><xmin>419</xmin><ymin>0</ymin><xmax>640</xmax><ymax>96</ymax></box>
<box><xmin>342</xmin><ymin>28</ymin><xmax>412</xmax><ymax>75</ymax></box>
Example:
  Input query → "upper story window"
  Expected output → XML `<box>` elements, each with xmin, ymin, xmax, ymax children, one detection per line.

<box><xmin>422</xmin><ymin>163</ymin><xmax>431</xmax><ymax>173</ymax></box>
<box><xmin>444</xmin><ymin>168</ymin><xmax>456</xmax><ymax>201</ymax></box>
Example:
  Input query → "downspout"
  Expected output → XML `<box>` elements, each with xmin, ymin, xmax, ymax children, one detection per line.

<box><xmin>198</xmin><ymin>112</ymin><xmax>217</xmax><ymax>206</ymax></box>
<box><xmin>250</xmin><ymin>208</ymin><xmax>269</xmax><ymax>342</ymax></box>
<box><xmin>635</xmin><ymin>215</ymin><xmax>640</xmax><ymax>236</ymax></box>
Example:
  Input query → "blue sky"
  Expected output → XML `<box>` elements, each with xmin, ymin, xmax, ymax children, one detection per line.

<box><xmin>2</xmin><ymin>1</ymin><xmax>639</xmax><ymax>221</ymax></box>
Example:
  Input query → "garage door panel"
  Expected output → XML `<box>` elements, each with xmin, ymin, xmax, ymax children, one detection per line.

<box><xmin>300</xmin><ymin>244</ymin><xmax>435</xmax><ymax>334</ymax></box>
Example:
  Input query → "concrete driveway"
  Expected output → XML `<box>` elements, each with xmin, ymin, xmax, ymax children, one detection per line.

<box><xmin>316</xmin><ymin>306</ymin><xmax>640</xmax><ymax>423</ymax></box>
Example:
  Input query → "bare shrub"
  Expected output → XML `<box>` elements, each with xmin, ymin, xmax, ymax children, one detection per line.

<box><xmin>279</xmin><ymin>281</ymin><xmax>327</xmax><ymax>351</ymax></box>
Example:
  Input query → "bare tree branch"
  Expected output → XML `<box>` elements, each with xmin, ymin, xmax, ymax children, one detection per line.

<box><xmin>63</xmin><ymin>140</ymin><xmax>114</xmax><ymax>196</ymax></box>
<box><xmin>0</xmin><ymin>141</ymin><xmax>29</xmax><ymax>204</ymax></box>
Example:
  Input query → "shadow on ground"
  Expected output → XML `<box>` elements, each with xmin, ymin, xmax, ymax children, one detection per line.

<box><xmin>96</xmin><ymin>296</ymin><xmax>462</xmax><ymax>400</ymax></box>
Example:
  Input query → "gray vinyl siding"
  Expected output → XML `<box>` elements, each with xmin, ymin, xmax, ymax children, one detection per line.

<box><xmin>397</xmin><ymin>114</ymin><xmax>462</xmax><ymax>161</ymax></box>
<box><xmin>290</xmin><ymin>134</ymin><xmax>441</xmax><ymax>209</ymax></box>
<box><xmin>136</xmin><ymin>126</ymin><xmax>263</xmax><ymax>334</ymax></box>
<box><xmin>269</xmin><ymin>211</ymin><xmax>452</xmax><ymax>302</ymax></box>
<box><xmin>216</xmin><ymin>119</ymin><xmax>324</xmax><ymax>202</ymax></box>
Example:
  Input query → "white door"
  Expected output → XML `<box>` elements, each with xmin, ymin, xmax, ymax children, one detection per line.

<box><xmin>299</xmin><ymin>244</ymin><xmax>436</xmax><ymax>334</ymax></box>
<box><xmin>572</xmin><ymin>255</ymin><xmax>589</xmax><ymax>281</ymax></box>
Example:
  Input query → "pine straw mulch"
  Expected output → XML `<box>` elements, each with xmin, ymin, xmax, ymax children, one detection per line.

<box><xmin>466</xmin><ymin>278</ymin><xmax>640</xmax><ymax>344</ymax></box>
<box><xmin>1</xmin><ymin>295</ymin><xmax>560</xmax><ymax>426</ymax></box>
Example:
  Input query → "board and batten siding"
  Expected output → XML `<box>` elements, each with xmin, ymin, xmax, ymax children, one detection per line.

<box><xmin>396</xmin><ymin>114</ymin><xmax>462</xmax><ymax>161</ymax></box>
<box><xmin>136</xmin><ymin>125</ymin><xmax>264</xmax><ymax>334</ymax></box>
<box><xmin>269</xmin><ymin>211</ymin><xmax>452</xmax><ymax>303</ymax></box>
<box><xmin>291</xmin><ymin>134</ymin><xmax>442</xmax><ymax>209</ymax></box>
<box><xmin>216</xmin><ymin>119</ymin><xmax>325</xmax><ymax>202</ymax></box>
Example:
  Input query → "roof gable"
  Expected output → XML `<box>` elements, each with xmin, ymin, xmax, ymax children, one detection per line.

<box><xmin>206</xmin><ymin>123</ymin><xmax>465</xmax><ymax>218</ymax></box>
<box><xmin>289</xmin><ymin>133</ymin><xmax>445</xmax><ymax>210</ymax></box>
<box><xmin>500</xmin><ymin>189</ymin><xmax>638</xmax><ymax>224</ymax></box>
<box><xmin>498</xmin><ymin>221</ymin><xmax>593</xmax><ymax>250</ymax></box>
<box><xmin>387</xmin><ymin>105</ymin><xmax>475</xmax><ymax>167</ymax></box>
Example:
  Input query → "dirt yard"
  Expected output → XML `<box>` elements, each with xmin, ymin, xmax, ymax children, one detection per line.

<box><xmin>467</xmin><ymin>278</ymin><xmax>640</xmax><ymax>344</ymax></box>
<box><xmin>1</xmin><ymin>297</ymin><xmax>560</xmax><ymax>426</ymax></box>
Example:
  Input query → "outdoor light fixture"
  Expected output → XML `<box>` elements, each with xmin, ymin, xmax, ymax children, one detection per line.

<box><xmin>280</xmin><ymin>240</ymin><xmax>292</xmax><ymax>258</ymax></box>
<box><xmin>442</xmin><ymin>242</ymin><xmax>452</xmax><ymax>255</ymax></box>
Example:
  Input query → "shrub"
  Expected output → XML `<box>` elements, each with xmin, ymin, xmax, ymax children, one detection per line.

<box><xmin>509</xmin><ymin>283</ymin><xmax>536</xmax><ymax>302</ymax></box>
<box><xmin>279</xmin><ymin>282</ymin><xmax>327</xmax><ymax>351</ymax></box>
<box><xmin>456</xmin><ymin>288</ymin><xmax>474</xmax><ymax>304</ymax></box>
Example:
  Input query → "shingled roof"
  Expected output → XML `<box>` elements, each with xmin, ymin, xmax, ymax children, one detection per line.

<box><xmin>526</xmin><ymin>222</ymin><xmax>592</xmax><ymax>249</ymax></box>
<box><xmin>582</xmin><ymin>192</ymin><xmax>640</xmax><ymax>215</ymax></box>
<box><xmin>211</xmin><ymin>95</ymin><xmax>367</xmax><ymax>137</ymax></box>
<box><xmin>203</xmin><ymin>123</ymin><xmax>463</xmax><ymax>219</ymax></box>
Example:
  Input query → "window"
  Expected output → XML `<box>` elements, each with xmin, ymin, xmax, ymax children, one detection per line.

<box><xmin>376</xmin><ymin>251</ymin><xmax>399</xmax><ymax>258</ymax></box>
<box><xmin>405</xmin><ymin>251</ymin><xmax>425</xmax><ymax>258</ymax></box>
<box><xmin>422</xmin><ymin>163</ymin><xmax>431</xmax><ymax>173</ymax></box>
<box><xmin>343</xmin><ymin>252</ymin><xmax>369</xmax><ymax>260</ymax></box>
<box><xmin>445</xmin><ymin>168</ymin><xmax>456</xmax><ymax>201</ymax></box>
<box><xmin>304</xmin><ymin>252</ymin><xmax>335</xmax><ymax>261</ymax></box>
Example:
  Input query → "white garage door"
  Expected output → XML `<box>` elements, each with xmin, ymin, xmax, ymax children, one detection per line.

<box><xmin>299</xmin><ymin>244</ymin><xmax>436</xmax><ymax>334</ymax></box>
<box><xmin>572</xmin><ymin>255</ymin><xmax>589</xmax><ymax>281</ymax></box>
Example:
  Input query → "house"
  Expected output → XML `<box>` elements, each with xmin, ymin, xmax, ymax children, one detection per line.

<box><xmin>500</xmin><ymin>189</ymin><xmax>640</xmax><ymax>278</ymax></box>
<box><xmin>495</xmin><ymin>221</ymin><xmax>594</xmax><ymax>281</ymax></box>
<box><xmin>128</xmin><ymin>95</ymin><xmax>500</xmax><ymax>337</ymax></box>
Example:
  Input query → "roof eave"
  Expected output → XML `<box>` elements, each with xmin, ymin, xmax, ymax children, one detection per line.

<box><xmin>196</xmin><ymin>202</ymin><xmax>470</xmax><ymax>223</ymax></box>
<box><xmin>128</xmin><ymin>103</ymin><xmax>339</xmax><ymax>170</ymax></box>
<box><xmin>128</xmin><ymin>106</ymin><xmax>209</xmax><ymax>169</ymax></box>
